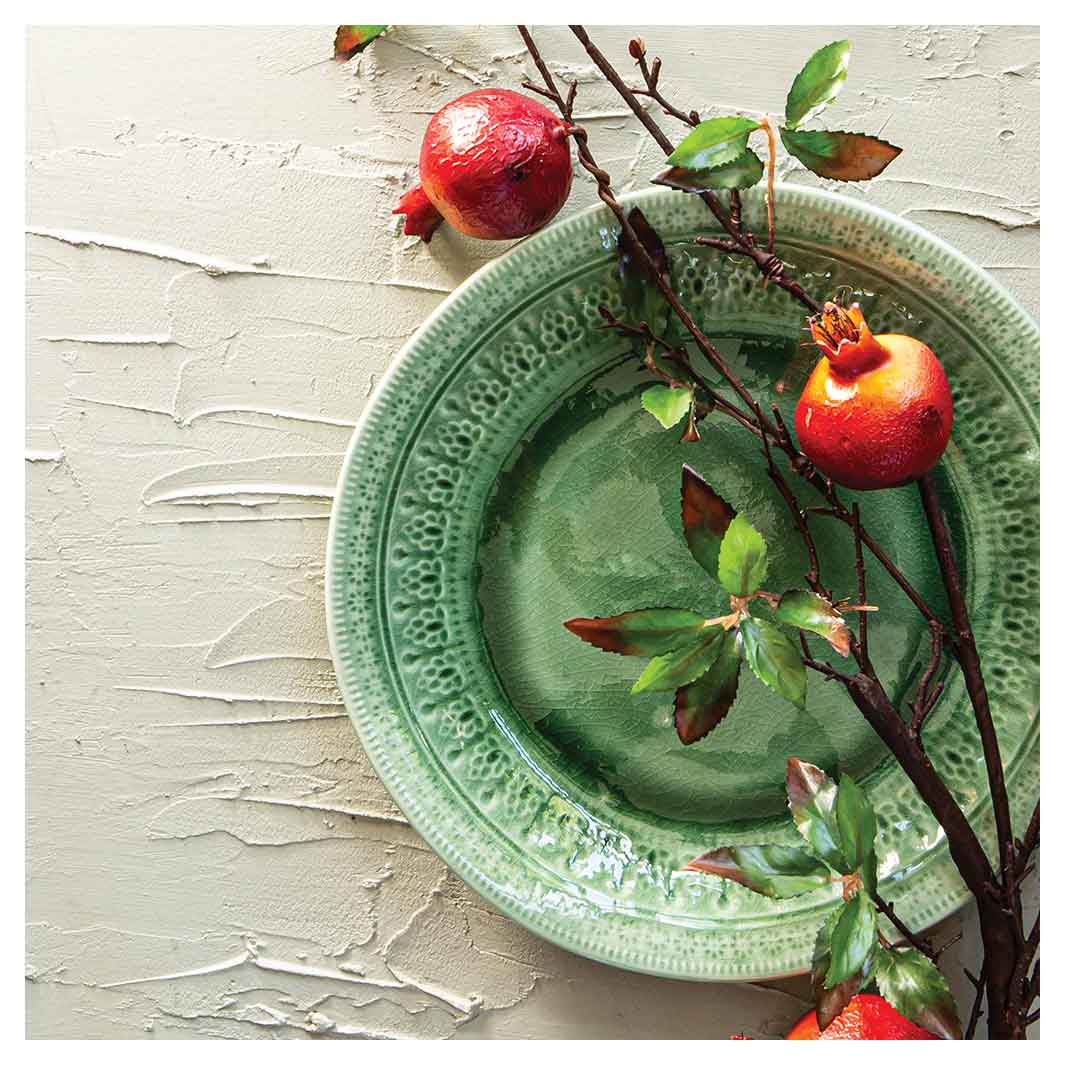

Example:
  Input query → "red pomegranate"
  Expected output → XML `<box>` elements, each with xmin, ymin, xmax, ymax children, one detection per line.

<box><xmin>794</xmin><ymin>302</ymin><xmax>954</xmax><ymax>491</ymax></box>
<box><xmin>394</xmin><ymin>88</ymin><xmax>573</xmax><ymax>242</ymax></box>
<box><xmin>786</xmin><ymin>993</ymin><xmax>938</xmax><ymax>1040</ymax></box>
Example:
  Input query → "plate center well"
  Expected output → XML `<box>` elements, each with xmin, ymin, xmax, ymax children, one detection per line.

<box><xmin>477</xmin><ymin>337</ymin><xmax>946</xmax><ymax>823</ymax></box>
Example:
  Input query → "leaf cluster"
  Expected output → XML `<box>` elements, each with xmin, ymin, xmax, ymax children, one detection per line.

<box><xmin>686</xmin><ymin>758</ymin><xmax>961</xmax><ymax>1038</ymax></box>
<box><xmin>651</xmin><ymin>40</ymin><xmax>900</xmax><ymax>192</ymax></box>
<box><xmin>564</xmin><ymin>467</ymin><xmax>853</xmax><ymax>744</ymax></box>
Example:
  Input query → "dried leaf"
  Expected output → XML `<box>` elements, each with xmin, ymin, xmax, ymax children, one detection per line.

<box><xmin>684</xmin><ymin>843</ymin><xmax>832</xmax><ymax>898</ymax></box>
<box><xmin>618</xmin><ymin>206</ymin><xmax>670</xmax><ymax>332</ymax></box>
<box><xmin>334</xmin><ymin>25</ymin><xmax>388</xmax><ymax>61</ymax></box>
<box><xmin>680</xmin><ymin>465</ymin><xmax>736</xmax><ymax>579</ymax></box>
<box><xmin>780</xmin><ymin>127</ymin><xmax>901</xmax><ymax>182</ymax></box>
<box><xmin>673</xmin><ymin>628</ymin><xmax>742</xmax><ymax>743</ymax></box>
<box><xmin>563</xmin><ymin>608</ymin><xmax>711</xmax><ymax>657</ymax></box>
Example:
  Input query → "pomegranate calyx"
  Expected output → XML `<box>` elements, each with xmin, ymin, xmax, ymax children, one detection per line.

<box><xmin>393</xmin><ymin>184</ymin><xmax>444</xmax><ymax>243</ymax></box>
<box><xmin>809</xmin><ymin>301</ymin><xmax>889</xmax><ymax>375</ymax></box>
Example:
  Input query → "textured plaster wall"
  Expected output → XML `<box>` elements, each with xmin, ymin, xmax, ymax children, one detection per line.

<box><xmin>26</xmin><ymin>25</ymin><xmax>1038</xmax><ymax>1039</ymax></box>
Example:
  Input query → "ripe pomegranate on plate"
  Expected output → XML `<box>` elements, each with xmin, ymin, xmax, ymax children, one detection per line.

<box><xmin>795</xmin><ymin>302</ymin><xmax>954</xmax><ymax>491</ymax></box>
<box><xmin>394</xmin><ymin>88</ymin><xmax>573</xmax><ymax>242</ymax></box>
<box><xmin>786</xmin><ymin>993</ymin><xmax>939</xmax><ymax>1040</ymax></box>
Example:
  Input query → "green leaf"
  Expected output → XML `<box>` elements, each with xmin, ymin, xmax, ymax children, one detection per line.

<box><xmin>811</xmin><ymin>905</ymin><xmax>861</xmax><ymax>1031</ymax></box>
<box><xmin>826</xmin><ymin>891</ymin><xmax>877</xmax><ymax>988</ymax></box>
<box><xmin>684</xmin><ymin>843</ymin><xmax>832</xmax><ymax>898</ymax></box>
<box><xmin>776</xmin><ymin>590</ymin><xmax>851</xmax><ymax>656</ymax></box>
<box><xmin>680</xmin><ymin>465</ymin><xmax>736</xmax><ymax>579</ymax></box>
<box><xmin>875</xmin><ymin>948</ymin><xmax>961</xmax><ymax>1040</ymax></box>
<box><xmin>641</xmin><ymin>385</ymin><xmax>693</xmax><ymax>429</ymax></box>
<box><xmin>334</xmin><ymin>25</ymin><xmax>388</xmax><ymax>61</ymax></box>
<box><xmin>618</xmin><ymin>206</ymin><xmax>670</xmax><ymax>334</ymax></box>
<box><xmin>666</xmin><ymin>116</ymin><xmax>761</xmax><ymax>172</ymax></box>
<box><xmin>739</xmin><ymin>616</ymin><xmax>806</xmax><ymax>709</ymax></box>
<box><xmin>780</xmin><ymin>127</ymin><xmax>901</xmax><ymax>182</ymax></box>
<box><xmin>717</xmin><ymin>514</ymin><xmax>768</xmax><ymax>596</ymax></box>
<box><xmin>785</xmin><ymin>40</ymin><xmax>850</xmax><ymax>128</ymax></box>
<box><xmin>836</xmin><ymin>774</ymin><xmax>878</xmax><ymax>889</ymax></box>
<box><xmin>563</xmin><ymin>608</ymin><xmax>711</xmax><ymax>657</ymax></box>
<box><xmin>786</xmin><ymin>757</ymin><xmax>849</xmax><ymax>872</ymax></box>
<box><xmin>673</xmin><ymin>628</ymin><xmax>742</xmax><ymax>744</ymax></box>
<box><xmin>651</xmin><ymin>150</ymin><xmax>764</xmax><ymax>193</ymax></box>
<box><xmin>632</xmin><ymin>629</ymin><xmax>724</xmax><ymax>694</ymax></box>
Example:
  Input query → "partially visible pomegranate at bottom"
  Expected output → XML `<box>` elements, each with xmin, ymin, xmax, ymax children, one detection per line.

<box><xmin>786</xmin><ymin>994</ymin><xmax>939</xmax><ymax>1040</ymax></box>
<box><xmin>394</xmin><ymin>88</ymin><xmax>573</xmax><ymax>242</ymax></box>
<box><xmin>794</xmin><ymin>302</ymin><xmax>954</xmax><ymax>491</ymax></box>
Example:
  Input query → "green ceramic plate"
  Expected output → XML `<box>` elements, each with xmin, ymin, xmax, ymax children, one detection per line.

<box><xmin>327</xmin><ymin>186</ymin><xmax>1038</xmax><ymax>981</ymax></box>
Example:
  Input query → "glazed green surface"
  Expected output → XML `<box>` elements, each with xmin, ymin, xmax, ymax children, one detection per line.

<box><xmin>327</xmin><ymin>186</ymin><xmax>1039</xmax><ymax>981</ymax></box>
<box><xmin>479</xmin><ymin>344</ymin><xmax>943</xmax><ymax>823</ymax></box>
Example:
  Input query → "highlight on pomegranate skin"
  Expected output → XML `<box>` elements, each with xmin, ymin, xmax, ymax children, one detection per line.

<box><xmin>794</xmin><ymin>302</ymin><xmax>954</xmax><ymax>491</ymax></box>
<box><xmin>394</xmin><ymin>88</ymin><xmax>574</xmax><ymax>242</ymax></box>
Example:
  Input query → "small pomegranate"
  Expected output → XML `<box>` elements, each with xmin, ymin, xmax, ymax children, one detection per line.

<box><xmin>394</xmin><ymin>88</ymin><xmax>573</xmax><ymax>242</ymax></box>
<box><xmin>786</xmin><ymin>993</ymin><xmax>938</xmax><ymax>1040</ymax></box>
<box><xmin>794</xmin><ymin>302</ymin><xmax>953</xmax><ymax>491</ymax></box>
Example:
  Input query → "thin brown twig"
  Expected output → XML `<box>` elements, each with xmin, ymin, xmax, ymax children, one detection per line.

<box><xmin>851</xmin><ymin>501</ymin><xmax>870</xmax><ymax>669</ymax></box>
<box><xmin>965</xmin><ymin>965</ymin><xmax>987</xmax><ymax>1040</ymax></box>
<box><xmin>569</xmin><ymin>25</ymin><xmax>956</xmax><ymax>638</ymax></box>
<box><xmin>910</xmin><ymin>621</ymin><xmax>945</xmax><ymax>737</ymax></box>
<box><xmin>870</xmin><ymin>891</ymin><xmax>936</xmax><ymax>960</ymax></box>
<box><xmin>569</xmin><ymin>24</ymin><xmax>821</xmax><ymax>313</ymax></box>
<box><xmin>628</xmin><ymin>41</ymin><xmax>700</xmax><ymax>127</ymax></box>
<box><xmin>917</xmin><ymin>473</ymin><xmax>1013</xmax><ymax>890</ymax></box>
<box><xmin>525</xmin><ymin>25</ymin><xmax>1033</xmax><ymax>1036</ymax></box>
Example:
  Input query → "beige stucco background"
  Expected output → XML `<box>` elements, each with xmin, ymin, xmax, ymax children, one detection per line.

<box><xmin>26</xmin><ymin>25</ymin><xmax>1038</xmax><ymax>1039</ymax></box>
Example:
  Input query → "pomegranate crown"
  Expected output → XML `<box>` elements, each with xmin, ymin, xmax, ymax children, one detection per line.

<box><xmin>808</xmin><ymin>301</ymin><xmax>887</xmax><ymax>374</ymax></box>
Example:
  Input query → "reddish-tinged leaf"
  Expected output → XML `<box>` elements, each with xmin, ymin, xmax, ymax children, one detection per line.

<box><xmin>681</xmin><ymin>465</ymin><xmax>736</xmax><ymax>578</ymax></box>
<box><xmin>780</xmin><ymin>127</ymin><xmax>901</xmax><ymax>182</ymax></box>
<box><xmin>651</xmin><ymin>150</ymin><xmax>764</xmax><ymax>193</ymax></box>
<box><xmin>618</xmin><ymin>206</ymin><xmax>670</xmax><ymax>332</ymax></box>
<box><xmin>683</xmin><ymin>843</ymin><xmax>831</xmax><ymax>898</ymax></box>
<box><xmin>674</xmin><ymin>627</ymin><xmax>742</xmax><ymax>743</ymax></box>
<box><xmin>335</xmin><ymin>25</ymin><xmax>388</xmax><ymax>61</ymax></box>
<box><xmin>786</xmin><ymin>757</ymin><xmax>848</xmax><ymax>872</ymax></box>
<box><xmin>619</xmin><ymin>205</ymin><xmax>668</xmax><ymax>285</ymax></box>
<box><xmin>563</xmin><ymin>608</ymin><xmax>709</xmax><ymax>657</ymax></box>
<box><xmin>776</xmin><ymin>589</ymin><xmax>851</xmax><ymax>656</ymax></box>
<box><xmin>811</xmin><ymin>904</ymin><xmax>864</xmax><ymax>1030</ymax></box>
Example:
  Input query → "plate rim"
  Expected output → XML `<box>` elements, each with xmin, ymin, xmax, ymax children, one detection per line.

<box><xmin>326</xmin><ymin>184</ymin><xmax>1039</xmax><ymax>981</ymax></box>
